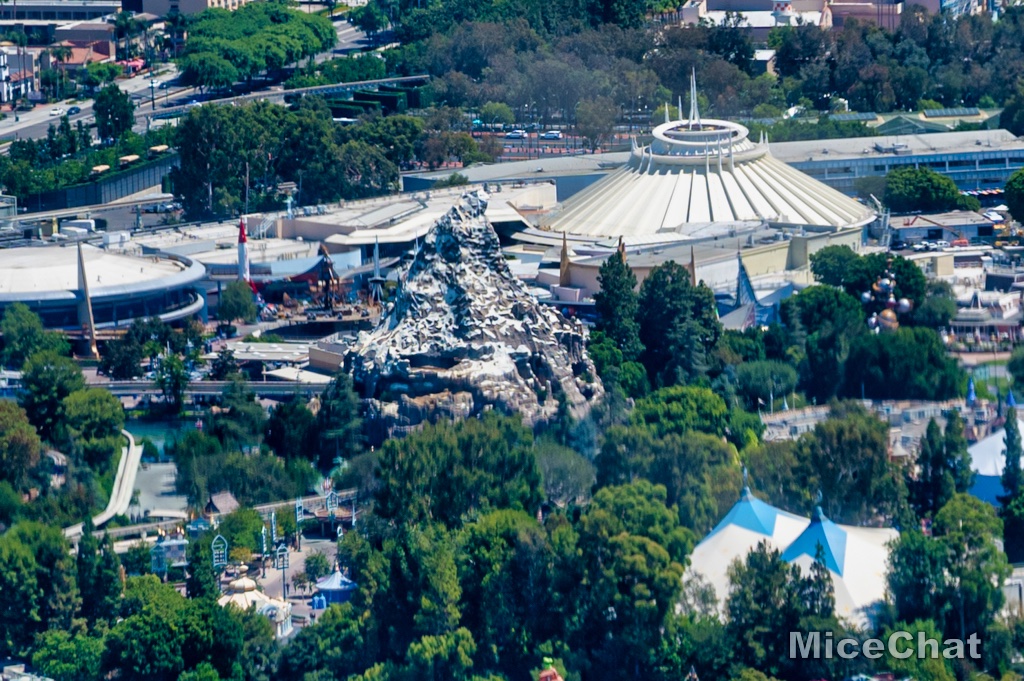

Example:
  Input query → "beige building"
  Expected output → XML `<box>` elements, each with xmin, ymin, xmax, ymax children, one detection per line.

<box><xmin>136</xmin><ymin>0</ymin><xmax>252</xmax><ymax>16</ymax></box>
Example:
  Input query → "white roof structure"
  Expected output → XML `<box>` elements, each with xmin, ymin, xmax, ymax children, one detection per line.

<box><xmin>538</xmin><ymin>75</ymin><xmax>875</xmax><ymax>240</ymax></box>
<box><xmin>967</xmin><ymin>418</ymin><xmax>1024</xmax><ymax>504</ymax></box>
<box><xmin>686</xmin><ymin>488</ymin><xmax>898</xmax><ymax>628</ymax></box>
<box><xmin>0</xmin><ymin>243</ymin><xmax>197</xmax><ymax>299</ymax></box>
<box><xmin>218</xmin><ymin>573</ymin><xmax>293</xmax><ymax>638</ymax></box>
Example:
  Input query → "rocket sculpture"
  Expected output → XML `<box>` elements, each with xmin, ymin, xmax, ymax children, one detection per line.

<box><xmin>238</xmin><ymin>216</ymin><xmax>250</xmax><ymax>282</ymax></box>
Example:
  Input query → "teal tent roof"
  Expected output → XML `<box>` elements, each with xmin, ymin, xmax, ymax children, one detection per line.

<box><xmin>705</xmin><ymin>487</ymin><xmax>785</xmax><ymax>539</ymax></box>
<box><xmin>781</xmin><ymin>506</ymin><xmax>847</xmax><ymax>576</ymax></box>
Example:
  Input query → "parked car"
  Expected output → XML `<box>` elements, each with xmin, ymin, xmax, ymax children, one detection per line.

<box><xmin>912</xmin><ymin>242</ymin><xmax>928</xmax><ymax>252</ymax></box>
<box><xmin>144</xmin><ymin>202</ymin><xmax>179</xmax><ymax>214</ymax></box>
<box><xmin>890</xmin><ymin>240</ymin><xmax>908</xmax><ymax>251</ymax></box>
<box><xmin>540</xmin><ymin>130</ymin><xmax>563</xmax><ymax>140</ymax></box>
<box><xmin>504</xmin><ymin>129</ymin><xmax>528</xmax><ymax>139</ymax></box>
<box><xmin>67</xmin><ymin>106</ymin><xmax>81</xmax><ymax>115</ymax></box>
<box><xmin>934</xmin><ymin>240</ymin><xmax>950</xmax><ymax>249</ymax></box>
<box><xmin>49</xmin><ymin>107</ymin><xmax>65</xmax><ymax>117</ymax></box>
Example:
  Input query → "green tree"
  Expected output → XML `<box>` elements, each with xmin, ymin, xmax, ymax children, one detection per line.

<box><xmin>208</xmin><ymin>347</ymin><xmax>239</xmax><ymax>381</ymax></box>
<box><xmin>945</xmin><ymin>411</ymin><xmax>973</xmax><ymax>494</ymax></box>
<box><xmin>1000</xmin><ymin>83</ymin><xmax>1024</xmax><ymax>138</ymax></box>
<box><xmin>735</xmin><ymin>360</ymin><xmax>797</xmax><ymax>411</ymax></box>
<box><xmin>535</xmin><ymin>439</ymin><xmax>595</xmax><ymax>507</ymax></box>
<box><xmin>155</xmin><ymin>354</ymin><xmax>189</xmax><ymax>414</ymax></box>
<box><xmin>277</xmin><ymin>603</ymin><xmax>372</xmax><ymax>680</ymax></box>
<box><xmin>844</xmin><ymin>327</ymin><xmax>963</xmax><ymax>401</ymax></box>
<box><xmin>1001</xmin><ymin>407</ymin><xmax>1022</xmax><ymax>503</ymax></box>
<box><xmin>809</xmin><ymin>245</ymin><xmax>860</xmax><ymax>287</ymax></box>
<box><xmin>350</xmin><ymin>1</ymin><xmax>389</xmax><ymax>43</ymax></box>
<box><xmin>637</xmin><ymin>261</ymin><xmax>721</xmax><ymax>386</ymax></box>
<box><xmin>0</xmin><ymin>401</ymin><xmax>41</xmax><ymax>491</ymax></box>
<box><xmin>0</xmin><ymin>533</ymin><xmax>41</xmax><ymax>657</ymax></box>
<box><xmin>575</xmin><ymin>484</ymin><xmax>687</xmax><ymax>680</ymax></box>
<box><xmin>304</xmin><ymin>549</ymin><xmax>331</xmax><ymax>582</ymax></box>
<box><xmin>575</xmin><ymin>96</ymin><xmax>618</xmax><ymax>151</ymax></box>
<box><xmin>7</xmin><ymin>522</ymin><xmax>79</xmax><ymax>633</ymax></box>
<box><xmin>911</xmin><ymin>419</ymin><xmax>955</xmax><ymax>519</ymax></box>
<box><xmin>100</xmin><ymin>335</ymin><xmax>144</xmax><ymax>379</ymax></box>
<box><xmin>629</xmin><ymin>385</ymin><xmax>730</xmax><ymax>438</ymax></box>
<box><xmin>374</xmin><ymin>413</ymin><xmax>542</xmax><ymax>529</ymax></box>
<box><xmin>19</xmin><ymin>350</ymin><xmax>84</xmax><ymax>443</ymax></box>
<box><xmin>265</xmin><ymin>398</ymin><xmax>318</xmax><ymax>461</ymax></box>
<box><xmin>316</xmin><ymin>371</ymin><xmax>362</xmax><ymax>472</ymax></box>
<box><xmin>1010</xmin><ymin>346</ymin><xmax>1024</xmax><ymax>388</ymax></box>
<box><xmin>886</xmin><ymin>529</ymin><xmax>950</xmax><ymax>627</ymax></box>
<box><xmin>1006</xmin><ymin>167</ymin><xmax>1024</xmax><ymax>223</ymax></box>
<box><xmin>933</xmin><ymin>493</ymin><xmax>1010</xmax><ymax>640</ymax></box>
<box><xmin>77</xmin><ymin>519</ymin><xmax>123</xmax><ymax>624</ymax></box>
<box><xmin>94</xmin><ymin>84</ymin><xmax>135</xmax><ymax>141</ymax></box>
<box><xmin>179</xmin><ymin>52</ymin><xmax>239</xmax><ymax>92</ymax></box>
<box><xmin>218</xmin><ymin>280</ymin><xmax>257</xmax><ymax>324</ymax></box>
<box><xmin>185</xmin><ymin>538</ymin><xmax>219</xmax><ymax>601</ymax></box>
<box><xmin>593</xmin><ymin>250</ymin><xmax>643</xmax><ymax>361</ymax></box>
<box><xmin>31</xmin><ymin>630</ymin><xmax>105</xmax><ymax>681</ymax></box>
<box><xmin>884</xmin><ymin>166</ymin><xmax>978</xmax><ymax>213</ymax></box>
<box><xmin>882</xmin><ymin>620</ymin><xmax>956</xmax><ymax>681</ymax></box>
<box><xmin>0</xmin><ymin>302</ymin><xmax>68</xmax><ymax>368</ymax></box>
<box><xmin>63</xmin><ymin>387</ymin><xmax>125</xmax><ymax>469</ymax></box>
<box><xmin>797</xmin><ymin>401</ymin><xmax>907</xmax><ymax>525</ymax></box>
<box><xmin>479</xmin><ymin>101</ymin><xmax>514</xmax><ymax>128</ymax></box>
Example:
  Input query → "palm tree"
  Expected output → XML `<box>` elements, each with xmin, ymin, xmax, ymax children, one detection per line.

<box><xmin>50</xmin><ymin>44</ymin><xmax>71</xmax><ymax>100</ymax></box>
<box><xmin>114</xmin><ymin>11</ymin><xmax>140</xmax><ymax>61</ymax></box>
<box><xmin>165</xmin><ymin>11</ymin><xmax>190</xmax><ymax>59</ymax></box>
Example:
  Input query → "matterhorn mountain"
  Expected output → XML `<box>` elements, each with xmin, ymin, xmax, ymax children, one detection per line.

<box><xmin>346</xmin><ymin>192</ymin><xmax>603</xmax><ymax>438</ymax></box>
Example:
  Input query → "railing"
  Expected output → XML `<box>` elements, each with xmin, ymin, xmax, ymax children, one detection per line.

<box><xmin>84</xmin><ymin>488</ymin><xmax>359</xmax><ymax>543</ymax></box>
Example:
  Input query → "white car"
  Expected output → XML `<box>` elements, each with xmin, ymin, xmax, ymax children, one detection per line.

<box><xmin>540</xmin><ymin>130</ymin><xmax>563</xmax><ymax>140</ymax></box>
<box><xmin>49</xmin><ymin>107</ymin><xmax>66</xmax><ymax>117</ymax></box>
<box><xmin>504</xmin><ymin>129</ymin><xmax>528</xmax><ymax>139</ymax></box>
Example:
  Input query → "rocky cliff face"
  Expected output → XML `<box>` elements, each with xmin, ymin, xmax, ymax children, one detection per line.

<box><xmin>345</xmin><ymin>192</ymin><xmax>602</xmax><ymax>439</ymax></box>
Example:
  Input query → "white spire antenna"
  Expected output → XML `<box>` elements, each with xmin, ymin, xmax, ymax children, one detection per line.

<box><xmin>664</xmin><ymin>102</ymin><xmax>670</xmax><ymax>124</ymax></box>
<box><xmin>678</xmin><ymin>95</ymin><xmax>683</xmax><ymax>123</ymax></box>
<box><xmin>688</xmin><ymin>68</ymin><xmax>702</xmax><ymax>129</ymax></box>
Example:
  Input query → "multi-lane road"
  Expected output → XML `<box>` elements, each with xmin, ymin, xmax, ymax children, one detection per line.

<box><xmin>2</xmin><ymin>17</ymin><xmax>370</xmax><ymax>144</ymax></box>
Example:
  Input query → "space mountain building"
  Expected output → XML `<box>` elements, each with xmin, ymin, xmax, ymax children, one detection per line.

<box><xmin>685</xmin><ymin>487</ymin><xmax>898</xmax><ymax>628</ymax></box>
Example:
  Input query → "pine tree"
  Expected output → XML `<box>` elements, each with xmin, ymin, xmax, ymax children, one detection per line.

<box><xmin>1003</xmin><ymin>491</ymin><xmax>1024</xmax><ymax>563</ymax></box>
<box><xmin>186</xmin><ymin>539</ymin><xmax>220</xmax><ymax>600</ymax></box>
<box><xmin>1002</xmin><ymin>407</ymin><xmax>1022</xmax><ymax>504</ymax></box>
<box><xmin>944</xmin><ymin>411</ymin><xmax>974</xmax><ymax>494</ymax></box>
<box><xmin>593</xmin><ymin>250</ymin><xmax>644</xmax><ymax>361</ymax></box>
<box><xmin>77</xmin><ymin>520</ymin><xmax>123</xmax><ymax>622</ymax></box>
<box><xmin>911</xmin><ymin>420</ymin><xmax>943</xmax><ymax>518</ymax></box>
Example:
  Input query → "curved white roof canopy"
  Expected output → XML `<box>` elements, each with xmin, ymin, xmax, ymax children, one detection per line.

<box><xmin>543</xmin><ymin>111</ymin><xmax>875</xmax><ymax>240</ymax></box>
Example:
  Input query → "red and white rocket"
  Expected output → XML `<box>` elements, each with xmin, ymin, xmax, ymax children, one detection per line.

<box><xmin>237</xmin><ymin>216</ymin><xmax>250</xmax><ymax>282</ymax></box>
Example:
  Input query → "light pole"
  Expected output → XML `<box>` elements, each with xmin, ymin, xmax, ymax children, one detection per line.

<box><xmin>150</xmin><ymin>79</ymin><xmax>157</xmax><ymax>111</ymax></box>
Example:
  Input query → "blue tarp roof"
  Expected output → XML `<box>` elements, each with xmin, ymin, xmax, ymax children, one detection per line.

<box><xmin>781</xmin><ymin>507</ymin><xmax>847</xmax><ymax>576</ymax></box>
<box><xmin>705</xmin><ymin>487</ymin><xmax>784</xmax><ymax>539</ymax></box>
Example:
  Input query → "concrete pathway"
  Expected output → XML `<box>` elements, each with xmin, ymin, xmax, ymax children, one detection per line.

<box><xmin>64</xmin><ymin>428</ymin><xmax>142</xmax><ymax>539</ymax></box>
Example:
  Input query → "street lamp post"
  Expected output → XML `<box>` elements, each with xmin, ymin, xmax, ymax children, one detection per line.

<box><xmin>150</xmin><ymin>79</ymin><xmax>157</xmax><ymax>111</ymax></box>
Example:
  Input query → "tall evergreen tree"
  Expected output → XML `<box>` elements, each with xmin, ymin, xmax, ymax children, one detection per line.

<box><xmin>186</xmin><ymin>539</ymin><xmax>220</xmax><ymax>601</ymax></box>
<box><xmin>944</xmin><ymin>411</ymin><xmax>974</xmax><ymax>494</ymax></box>
<box><xmin>593</xmin><ymin>250</ymin><xmax>643</xmax><ymax>361</ymax></box>
<box><xmin>1001</xmin><ymin>407</ymin><xmax>1022</xmax><ymax>504</ymax></box>
<box><xmin>911</xmin><ymin>419</ymin><xmax>955</xmax><ymax>519</ymax></box>
<box><xmin>77</xmin><ymin>519</ymin><xmax>123</xmax><ymax>623</ymax></box>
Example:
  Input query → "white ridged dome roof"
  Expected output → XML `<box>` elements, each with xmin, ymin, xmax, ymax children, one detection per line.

<box><xmin>541</xmin><ymin>74</ymin><xmax>875</xmax><ymax>240</ymax></box>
